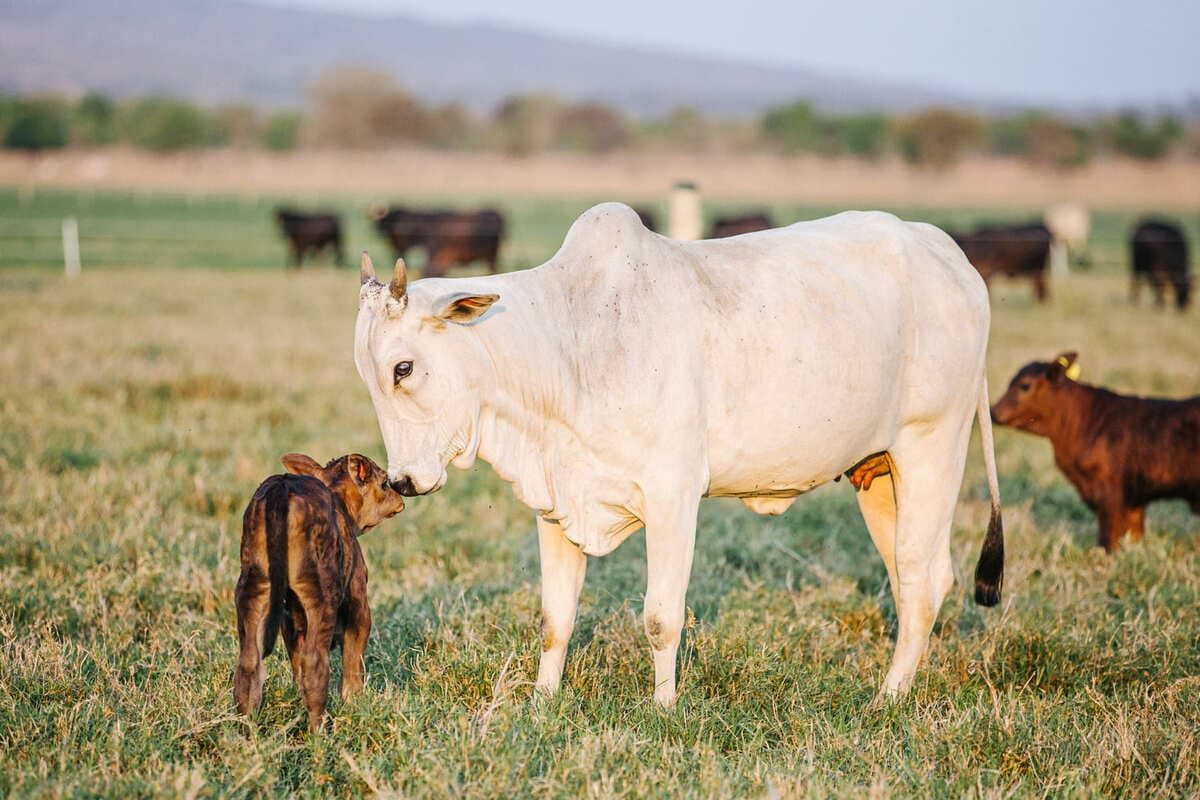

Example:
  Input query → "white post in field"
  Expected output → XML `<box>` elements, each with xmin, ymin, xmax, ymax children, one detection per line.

<box><xmin>1045</xmin><ymin>203</ymin><xmax>1089</xmax><ymax>283</ymax></box>
<box><xmin>668</xmin><ymin>181</ymin><xmax>702</xmax><ymax>241</ymax></box>
<box><xmin>1049</xmin><ymin>241</ymin><xmax>1069</xmax><ymax>282</ymax></box>
<box><xmin>62</xmin><ymin>217</ymin><xmax>81</xmax><ymax>279</ymax></box>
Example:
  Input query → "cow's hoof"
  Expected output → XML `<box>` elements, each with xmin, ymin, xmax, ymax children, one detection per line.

<box><xmin>532</xmin><ymin>680</ymin><xmax>560</xmax><ymax>701</ymax></box>
<box><xmin>653</xmin><ymin>687</ymin><xmax>678</xmax><ymax>709</ymax></box>
<box><xmin>868</xmin><ymin>688</ymin><xmax>899</xmax><ymax>711</ymax></box>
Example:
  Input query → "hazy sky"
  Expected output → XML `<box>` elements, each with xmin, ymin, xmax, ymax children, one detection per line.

<box><xmin>264</xmin><ymin>0</ymin><xmax>1199</xmax><ymax>107</ymax></box>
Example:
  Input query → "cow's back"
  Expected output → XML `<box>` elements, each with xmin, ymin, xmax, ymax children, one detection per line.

<box><xmin>533</xmin><ymin>205</ymin><xmax>989</xmax><ymax>494</ymax></box>
<box><xmin>684</xmin><ymin>211</ymin><xmax>987</xmax><ymax>490</ymax></box>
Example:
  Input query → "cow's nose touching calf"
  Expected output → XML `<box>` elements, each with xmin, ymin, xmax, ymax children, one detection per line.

<box><xmin>388</xmin><ymin>476</ymin><xmax>418</xmax><ymax>496</ymax></box>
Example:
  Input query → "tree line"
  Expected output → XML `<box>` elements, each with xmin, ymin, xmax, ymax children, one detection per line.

<box><xmin>2</xmin><ymin>67</ymin><xmax>1196</xmax><ymax>168</ymax></box>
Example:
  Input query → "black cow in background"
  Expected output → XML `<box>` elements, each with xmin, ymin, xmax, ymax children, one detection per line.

<box><xmin>373</xmin><ymin>206</ymin><xmax>505</xmax><ymax>277</ymax></box>
<box><xmin>951</xmin><ymin>223</ymin><xmax>1052</xmax><ymax>302</ymax></box>
<box><xmin>372</xmin><ymin>206</ymin><xmax>445</xmax><ymax>262</ymax></box>
<box><xmin>424</xmin><ymin>209</ymin><xmax>505</xmax><ymax>277</ymax></box>
<box><xmin>275</xmin><ymin>208</ymin><xmax>345</xmax><ymax>269</ymax></box>
<box><xmin>1131</xmin><ymin>217</ymin><xmax>1191</xmax><ymax>311</ymax></box>
<box><xmin>709</xmin><ymin>212</ymin><xmax>773</xmax><ymax>239</ymax></box>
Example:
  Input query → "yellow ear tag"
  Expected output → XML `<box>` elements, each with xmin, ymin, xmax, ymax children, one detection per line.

<box><xmin>1064</xmin><ymin>361</ymin><xmax>1081</xmax><ymax>380</ymax></box>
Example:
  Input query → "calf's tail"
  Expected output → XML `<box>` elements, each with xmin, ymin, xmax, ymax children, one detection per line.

<box><xmin>261</xmin><ymin>482</ymin><xmax>290</xmax><ymax>656</ymax></box>
<box><xmin>973</xmin><ymin>374</ymin><xmax>1005</xmax><ymax>607</ymax></box>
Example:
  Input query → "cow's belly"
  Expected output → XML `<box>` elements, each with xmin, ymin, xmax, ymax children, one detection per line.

<box><xmin>705</xmin><ymin>369</ymin><xmax>900</xmax><ymax>500</ymax></box>
<box><xmin>701</xmin><ymin>288</ymin><xmax>908</xmax><ymax>500</ymax></box>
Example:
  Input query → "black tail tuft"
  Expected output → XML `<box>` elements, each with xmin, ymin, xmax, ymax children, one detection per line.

<box><xmin>261</xmin><ymin>483</ymin><xmax>289</xmax><ymax>656</ymax></box>
<box><xmin>973</xmin><ymin>505</ymin><xmax>1004</xmax><ymax>606</ymax></box>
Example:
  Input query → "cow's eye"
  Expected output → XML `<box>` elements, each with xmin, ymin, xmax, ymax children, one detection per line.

<box><xmin>1018</xmin><ymin>381</ymin><xmax>1031</xmax><ymax>391</ymax></box>
<box><xmin>394</xmin><ymin>361</ymin><xmax>414</xmax><ymax>384</ymax></box>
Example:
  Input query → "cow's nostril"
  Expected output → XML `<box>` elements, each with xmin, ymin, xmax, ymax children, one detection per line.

<box><xmin>389</xmin><ymin>476</ymin><xmax>418</xmax><ymax>496</ymax></box>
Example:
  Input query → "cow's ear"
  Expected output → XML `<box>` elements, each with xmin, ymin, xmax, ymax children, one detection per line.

<box><xmin>281</xmin><ymin>453</ymin><xmax>324</xmax><ymax>478</ymax></box>
<box><xmin>1050</xmin><ymin>352</ymin><xmax>1079</xmax><ymax>382</ymax></box>
<box><xmin>435</xmin><ymin>293</ymin><xmax>499</xmax><ymax>324</ymax></box>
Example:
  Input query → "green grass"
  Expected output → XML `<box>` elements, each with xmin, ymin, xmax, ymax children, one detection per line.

<box><xmin>1</xmin><ymin>191</ymin><xmax>1199</xmax><ymax>797</ymax></box>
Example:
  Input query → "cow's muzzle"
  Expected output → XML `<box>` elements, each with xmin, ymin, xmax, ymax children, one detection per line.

<box><xmin>388</xmin><ymin>476</ymin><xmax>420</xmax><ymax>497</ymax></box>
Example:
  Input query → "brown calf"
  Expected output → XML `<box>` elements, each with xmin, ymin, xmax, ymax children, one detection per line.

<box><xmin>234</xmin><ymin>453</ymin><xmax>405</xmax><ymax>731</ymax></box>
<box><xmin>991</xmin><ymin>352</ymin><xmax>1200</xmax><ymax>552</ymax></box>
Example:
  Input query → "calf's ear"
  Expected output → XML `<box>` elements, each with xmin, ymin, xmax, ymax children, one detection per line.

<box><xmin>346</xmin><ymin>454</ymin><xmax>372</xmax><ymax>484</ymax></box>
<box><xmin>281</xmin><ymin>453</ymin><xmax>324</xmax><ymax>478</ymax></box>
<box><xmin>435</xmin><ymin>292</ymin><xmax>499</xmax><ymax>324</ymax></box>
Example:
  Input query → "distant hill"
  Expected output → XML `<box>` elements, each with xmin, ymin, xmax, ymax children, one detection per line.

<box><xmin>0</xmin><ymin>0</ymin><xmax>970</xmax><ymax>116</ymax></box>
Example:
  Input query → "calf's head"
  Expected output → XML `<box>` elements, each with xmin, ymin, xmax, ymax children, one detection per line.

<box><xmin>990</xmin><ymin>352</ymin><xmax>1081</xmax><ymax>436</ymax></box>
<box><xmin>280</xmin><ymin>453</ymin><xmax>405</xmax><ymax>530</ymax></box>
<box><xmin>353</xmin><ymin>253</ymin><xmax>498</xmax><ymax>496</ymax></box>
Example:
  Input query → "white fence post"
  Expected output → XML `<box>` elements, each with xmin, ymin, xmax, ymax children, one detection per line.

<box><xmin>667</xmin><ymin>181</ymin><xmax>702</xmax><ymax>241</ymax></box>
<box><xmin>62</xmin><ymin>217</ymin><xmax>81</xmax><ymax>278</ymax></box>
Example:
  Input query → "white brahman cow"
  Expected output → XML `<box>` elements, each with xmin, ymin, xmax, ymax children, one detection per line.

<box><xmin>354</xmin><ymin>203</ymin><xmax>1004</xmax><ymax>705</ymax></box>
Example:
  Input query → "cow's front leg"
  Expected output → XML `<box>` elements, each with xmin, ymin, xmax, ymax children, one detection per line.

<box><xmin>643</xmin><ymin>495</ymin><xmax>701</xmax><ymax>707</ymax></box>
<box><xmin>534</xmin><ymin>516</ymin><xmax>587</xmax><ymax>696</ymax></box>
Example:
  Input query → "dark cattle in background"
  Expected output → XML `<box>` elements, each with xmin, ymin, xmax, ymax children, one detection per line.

<box><xmin>1130</xmin><ymin>217</ymin><xmax>1191</xmax><ymax>310</ymax></box>
<box><xmin>951</xmin><ymin>223</ymin><xmax>1052</xmax><ymax>302</ymax></box>
<box><xmin>275</xmin><ymin>209</ymin><xmax>345</xmax><ymax>268</ymax></box>
<box><xmin>425</xmin><ymin>209</ymin><xmax>505</xmax><ymax>278</ymax></box>
<box><xmin>373</xmin><ymin>206</ymin><xmax>446</xmax><ymax>262</ymax></box>
<box><xmin>708</xmin><ymin>212</ymin><xmax>773</xmax><ymax>239</ymax></box>
<box><xmin>632</xmin><ymin>207</ymin><xmax>658</xmax><ymax>232</ymax></box>
<box><xmin>991</xmin><ymin>352</ymin><xmax>1200</xmax><ymax>552</ymax></box>
<box><xmin>373</xmin><ymin>206</ymin><xmax>505</xmax><ymax>277</ymax></box>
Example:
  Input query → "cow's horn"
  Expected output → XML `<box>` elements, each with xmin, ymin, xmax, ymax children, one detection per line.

<box><xmin>360</xmin><ymin>251</ymin><xmax>376</xmax><ymax>285</ymax></box>
<box><xmin>390</xmin><ymin>258</ymin><xmax>408</xmax><ymax>301</ymax></box>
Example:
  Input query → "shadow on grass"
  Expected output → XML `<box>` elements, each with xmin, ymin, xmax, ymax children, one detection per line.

<box><xmin>362</xmin><ymin>485</ymin><xmax>894</xmax><ymax>692</ymax></box>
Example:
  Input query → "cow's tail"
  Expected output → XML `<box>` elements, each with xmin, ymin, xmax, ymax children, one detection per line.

<box><xmin>973</xmin><ymin>374</ymin><xmax>1005</xmax><ymax>607</ymax></box>
<box><xmin>261</xmin><ymin>482</ymin><xmax>290</xmax><ymax>656</ymax></box>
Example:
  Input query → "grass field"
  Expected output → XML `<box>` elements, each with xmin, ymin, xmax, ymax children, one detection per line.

<box><xmin>3</xmin><ymin>186</ymin><xmax>1198</xmax><ymax>274</ymax></box>
<box><xmin>2</xmin><ymin>189</ymin><xmax>1199</xmax><ymax>797</ymax></box>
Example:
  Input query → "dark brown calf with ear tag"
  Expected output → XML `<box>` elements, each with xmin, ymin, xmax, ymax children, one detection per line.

<box><xmin>992</xmin><ymin>353</ymin><xmax>1200</xmax><ymax>552</ymax></box>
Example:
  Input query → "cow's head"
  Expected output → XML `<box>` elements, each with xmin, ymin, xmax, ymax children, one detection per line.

<box><xmin>990</xmin><ymin>352</ymin><xmax>1081</xmax><ymax>436</ymax></box>
<box><xmin>353</xmin><ymin>253</ymin><xmax>499</xmax><ymax>496</ymax></box>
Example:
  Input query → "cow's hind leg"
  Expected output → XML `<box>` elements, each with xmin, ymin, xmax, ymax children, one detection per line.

<box><xmin>854</xmin><ymin>462</ymin><xmax>900</xmax><ymax>612</ymax></box>
<box><xmin>534</xmin><ymin>517</ymin><xmax>587</xmax><ymax>696</ymax></box>
<box><xmin>879</xmin><ymin>415</ymin><xmax>973</xmax><ymax>698</ymax></box>
<box><xmin>1032</xmin><ymin>273</ymin><xmax>1049</xmax><ymax>303</ymax></box>
<box><xmin>643</xmin><ymin>494</ymin><xmax>701</xmax><ymax>707</ymax></box>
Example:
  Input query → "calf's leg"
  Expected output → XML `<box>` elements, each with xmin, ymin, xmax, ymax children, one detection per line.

<box><xmin>297</xmin><ymin>600</ymin><xmax>336</xmax><ymax>733</ymax></box>
<box><xmin>283</xmin><ymin>603</ymin><xmax>305</xmax><ymax>686</ymax></box>
<box><xmin>233</xmin><ymin>570</ymin><xmax>270</xmax><ymax>716</ymax></box>
<box><xmin>340</xmin><ymin>576</ymin><xmax>371</xmax><ymax>701</ymax></box>
<box><xmin>1097</xmin><ymin>498</ymin><xmax>1131</xmax><ymax>552</ymax></box>
<box><xmin>534</xmin><ymin>516</ymin><xmax>587</xmax><ymax>696</ymax></box>
<box><xmin>1126</xmin><ymin>506</ymin><xmax>1146</xmax><ymax>544</ymax></box>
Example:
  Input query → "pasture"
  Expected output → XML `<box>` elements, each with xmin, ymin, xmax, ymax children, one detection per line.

<box><xmin>1</xmin><ymin>188</ymin><xmax>1199</xmax><ymax>797</ymax></box>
